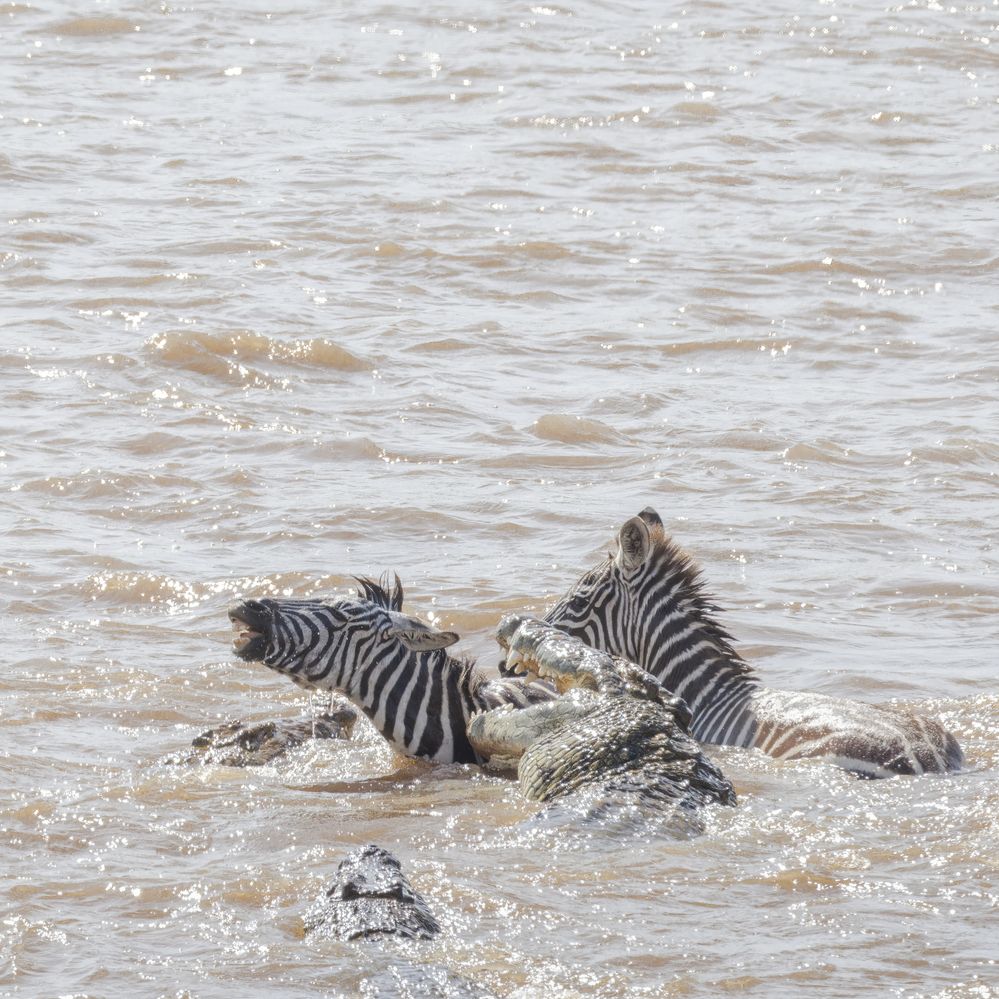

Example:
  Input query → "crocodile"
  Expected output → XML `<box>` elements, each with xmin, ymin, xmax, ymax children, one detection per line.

<box><xmin>306</xmin><ymin>846</ymin><xmax>495</xmax><ymax>999</ymax></box>
<box><xmin>304</xmin><ymin>844</ymin><xmax>440</xmax><ymax>941</ymax></box>
<box><xmin>168</xmin><ymin>705</ymin><xmax>357</xmax><ymax>767</ymax></box>
<box><xmin>467</xmin><ymin>615</ymin><xmax>736</xmax><ymax>830</ymax></box>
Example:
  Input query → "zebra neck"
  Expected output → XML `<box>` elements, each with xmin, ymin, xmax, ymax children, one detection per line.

<box><xmin>686</xmin><ymin>670</ymin><xmax>760</xmax><ymax>747</ymax></box>
<box><xmin>343</xmin><ymin>648</ymin><xmax>479</xmax><ymax>765</ymax></box>
<box><xmin>648</xmin><ymin>647</ymin><xmax>760</xmax><ymax>748</ymax></box>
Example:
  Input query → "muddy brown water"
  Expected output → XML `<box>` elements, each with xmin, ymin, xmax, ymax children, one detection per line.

<box><xmin>2</xmin><ymin>1</ymin><xmax>998</xmax><ymax>996</ymax></box>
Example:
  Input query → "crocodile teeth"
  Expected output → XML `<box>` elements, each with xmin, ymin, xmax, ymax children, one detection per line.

<box><xmin>505</xmin><ymin>650</ymin><xmax>529</xmax><ymax>675</ymax></box>
<box><xmin>505</xmin><ymin>649</ymin><xmax>541</xmax><ymax>679</ymax></box>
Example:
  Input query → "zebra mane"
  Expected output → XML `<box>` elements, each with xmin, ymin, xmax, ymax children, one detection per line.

<box><xmin>353</xmin><ymin>574</ymin><xmax>404</xmax><ymax>612</ymax></box>
<box><xmin>457</xmin><ymin>656</ymin><xmax>490</xmax><ymax>696</ymax></box>
<box><xmin>643</xmin><ymin>529</ymin><xmax>756</xmax><ymax>679</ymax></box>
<box><xmin>349</xmin><ymin>574</ymin><xmax>550</xmax><ymax>717</ymax></box>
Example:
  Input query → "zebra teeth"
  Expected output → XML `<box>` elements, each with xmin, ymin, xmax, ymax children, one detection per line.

<box><xmin>231</xmin><ymin>620</ymin><xmax>263</xmax><ymax>651</ymax></box>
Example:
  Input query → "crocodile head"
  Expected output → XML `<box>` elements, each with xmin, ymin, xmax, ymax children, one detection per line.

<box><xmin>303</xmin><ymin>844</ymin><xmax>441</xmax><ymax>941</ymax></box>
<box><xmin>469</xmin><ymin>617</ymin><xmax>736</xmax><ymax>816</ymax></box>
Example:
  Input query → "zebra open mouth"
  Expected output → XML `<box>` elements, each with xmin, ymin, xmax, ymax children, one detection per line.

<box><xmin>228</xmin><ymin>601</ymin><xmax>271</xmax><ymax>661</ymax></box>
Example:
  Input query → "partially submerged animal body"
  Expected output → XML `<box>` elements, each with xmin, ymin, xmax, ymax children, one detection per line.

<box><xmin>303</xmin><ymin>845</ymin><xmax>496</xmax><ymax>999</ymax></box>
<box><xmin>169</xmin><ymin>707</ymin><xmax>357</xmax><ymax>766</ymax></box>
<box><xmin>540</xmin><ymin>507</ymin><xmax>964</xmax><ymax>778</ymax></box>
<box><xmin>468</xmin><ymin>616</ymin><xmax>736</xmax><ymax>831</ymax></box>
<box><xmin>228</xmin><ymin>576</ymin><xmax>553</xmax><ymax>765</ymax></box>
<box><xmin>304</xmin><ymin>844</ymin><xmax>440</xmax><ymax>941</ymax></box>
<box><xmin>305</xmin><ymin>845</ymin><xmax>494</xmax><ymax>999</ymax></box>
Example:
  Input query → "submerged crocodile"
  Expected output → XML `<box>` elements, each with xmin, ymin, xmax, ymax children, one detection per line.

<box><xmin>169</xmin><ymin>706</ymin><xmax>357</xmax><ymax>767</ymax></box>
<box><xmin>467</xmin><ymin>615</ymin><xmax>736</xmax><ymax>828</ymax></box>
<box><xmin>304</xmin><ymin>844</ymin><xmax>440</xmax><ymax>941</ymax></box>
<box><xmin>305</xmin><ymin>846</ymin><xmax>494</xmax><ymax>999</ymax></box>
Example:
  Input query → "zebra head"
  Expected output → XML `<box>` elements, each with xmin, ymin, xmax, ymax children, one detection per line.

<box><xmin>228</xmin><ymin>576</ymin><xmax>459</xmax><ymax>693</ymax></box>
<box><xmin>541</xmin><ymin>505</ymin><xmax>737</xmax><ymax>675</ymax></box>
<box><xmin>541</xmin><ymin>508</ymin><xmax>667</xmax><ymax>663</ymax></box>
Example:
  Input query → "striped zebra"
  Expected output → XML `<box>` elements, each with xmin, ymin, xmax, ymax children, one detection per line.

<box><xmin>538</xmin><ymin>508</ymin><xmax>963</xmax><ymax>778</ymax></box>
<box><xmin>228</xmin><ymin>576</ymin><xmax>553</xmax><ymax>764</ymax></box>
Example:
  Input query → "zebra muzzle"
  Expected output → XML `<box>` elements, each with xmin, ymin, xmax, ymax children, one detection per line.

<box><xmin>228</xmin><ymin>601</ymin><xmax>271</xmax><ymax>660</ymax></box>
<box><xmin>231</xmin><ymin>622</ymin><xmax>263</xmax><ymax>651</ymax></box>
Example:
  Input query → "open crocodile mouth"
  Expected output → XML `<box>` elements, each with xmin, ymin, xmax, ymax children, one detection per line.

<box><xmin>228</xmin><ymin>601</ymin><xmax>271</xmax><ymax>661</ymax></box>
<box><xmin>496</xmin><ymin>618</ymin><xmax>543</xmax><ymax>680</ymax></box>
<box><xmin>499</xmin><ymin>643</ymin><xmax>543</xmax><ymax>679</ymax></box>
<box><xmin>502</xmin><ymin>648</ymin><xmax>542</xmax><ymax>680</ymax></box>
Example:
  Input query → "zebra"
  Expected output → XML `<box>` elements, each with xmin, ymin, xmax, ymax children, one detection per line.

<box><xmin>228</xmin><ymin>575</ymin><xmax>554</xmax><ymax>765</ymax></box>
<box><xmin>537</xmin><ymin>507</ymin><xmax>964</xmax><ymax>778</ymax></box>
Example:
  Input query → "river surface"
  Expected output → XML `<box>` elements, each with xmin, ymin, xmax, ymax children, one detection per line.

<box><xmin>2</xmin><ymin>0</ymin><xmax>998</xmax><ymax>996</ymax></box>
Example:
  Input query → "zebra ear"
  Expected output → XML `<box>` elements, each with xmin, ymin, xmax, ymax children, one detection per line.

<box><xmin>616</xmin><ymin>515</ymin><xmax>652</xmax><ymax>571</ymax></box>
<box><xmin>390</xmin><ymin>572</ymin><xmax>404</xmax><ymax>612</ymax></box>
<box><xmin>384</xmin><ymin>612</ymin><xmax>459</xmax><ymax>651</ymax></box>
<box><xmin>390</xmin><ymin>627</ymin><xmax>460</xmax><ymax>651</ymax></box>
<box><xmin>637</xmin><ymin>507</ymin><xmax>663</xmax><ymax>529</ymax></box>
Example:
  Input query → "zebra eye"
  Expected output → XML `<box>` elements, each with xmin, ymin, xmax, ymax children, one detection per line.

<box><xmin>568</xmin><ymin>594</ymin><xmax>589</xmax><ymax>613</ymax></box>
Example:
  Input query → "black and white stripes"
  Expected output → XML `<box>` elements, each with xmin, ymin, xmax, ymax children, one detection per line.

<box><xmin>544</xmin><ymin>508</ymin><xmax>963</xmax><ymax>777</ymax></box>
<box><xmin>229</xmin><ymin>577</ymin><xmax>551</xmax><ymax>765</ymax></box>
